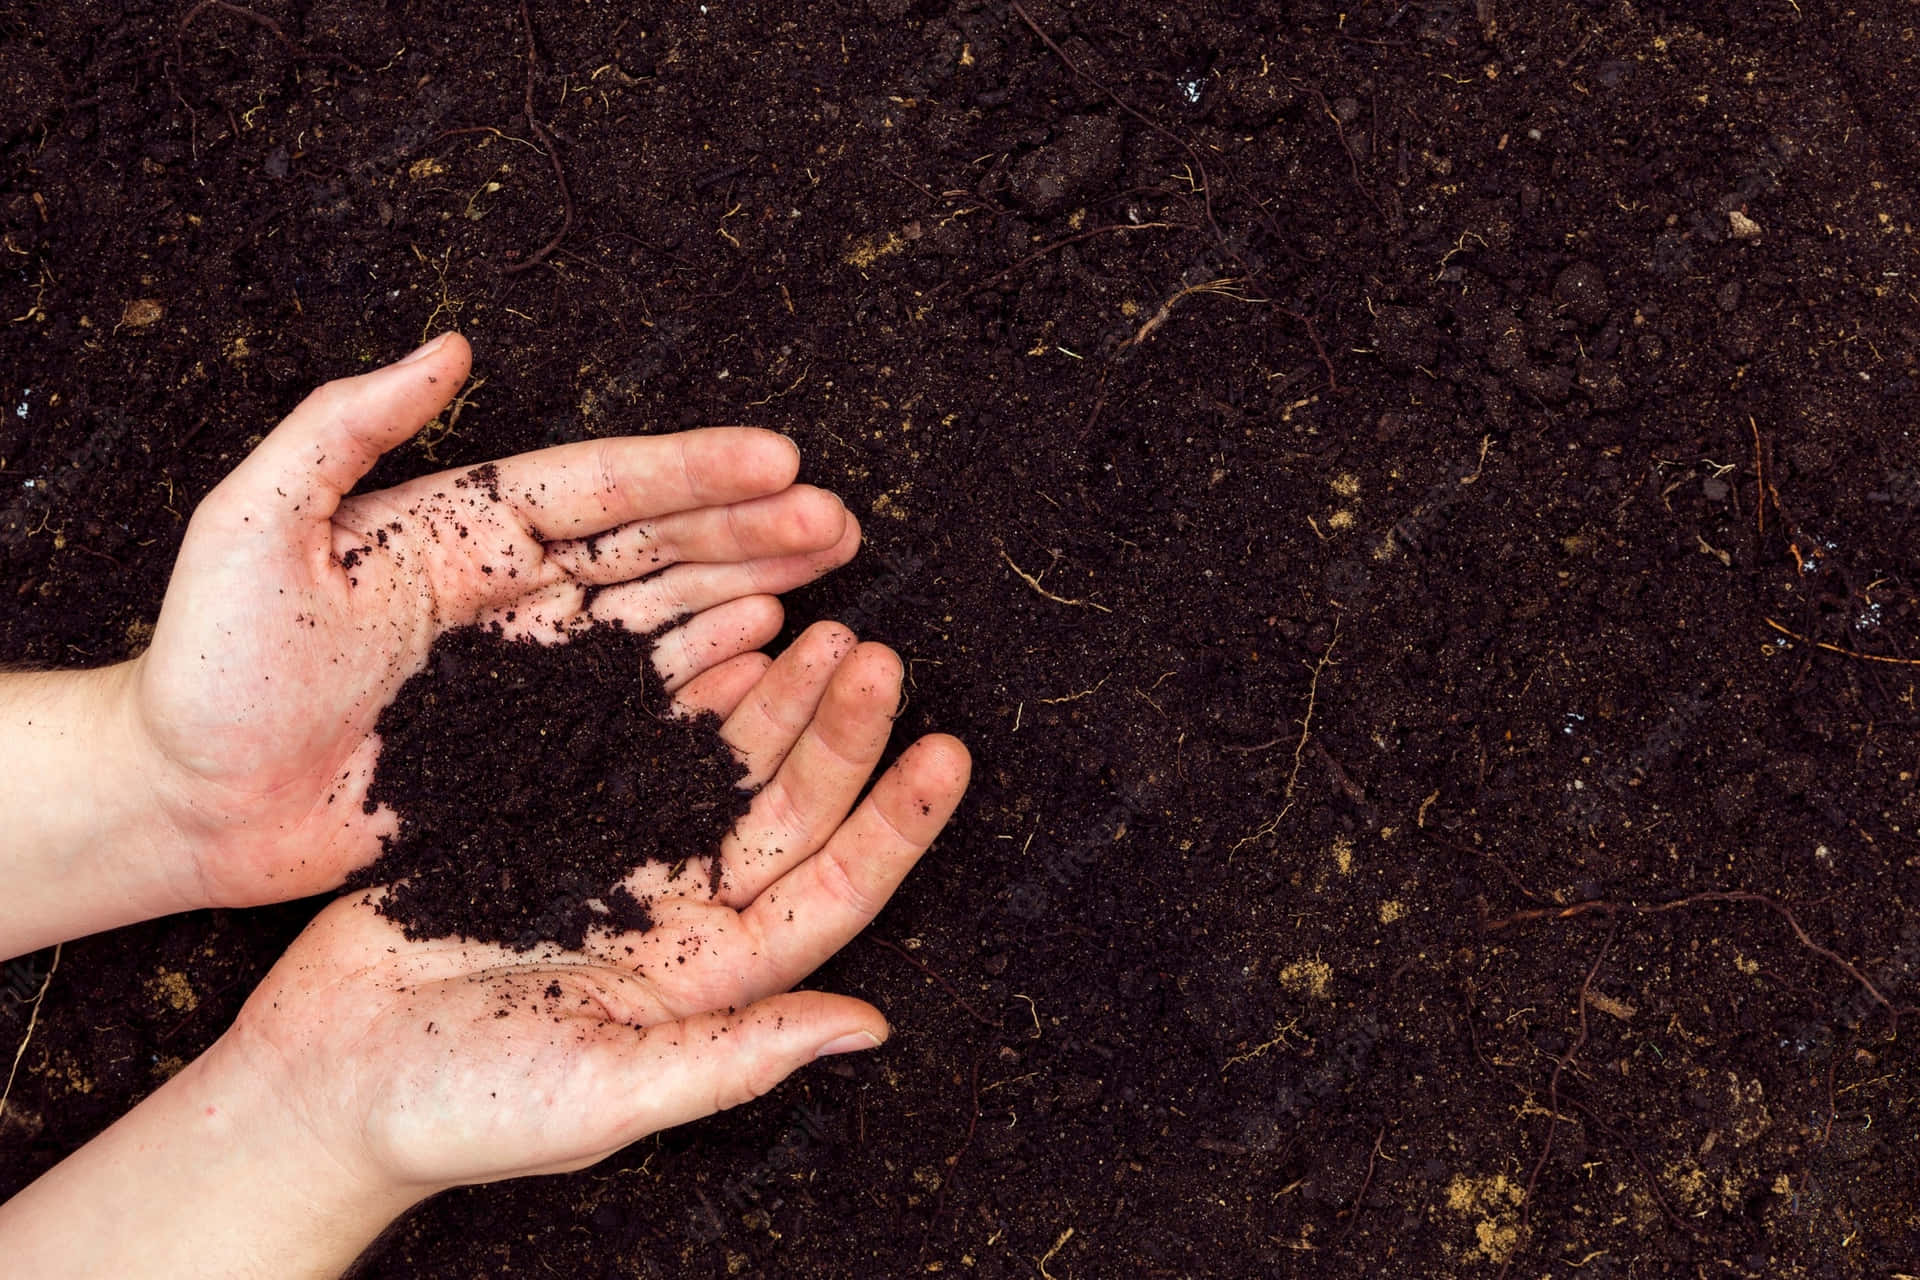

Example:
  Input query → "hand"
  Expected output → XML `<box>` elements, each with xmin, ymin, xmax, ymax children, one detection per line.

<box><xmin>0</xmin><ymin>625</ymin><xmax>969</xmax><ymax>1278</ymax></box>
<box><xmin>225</xmin><ymin>622</ymin><xmax>966</xmax><ymax>1193</ymax></box>
<box><xmin>131</xmin><ymin>332</ymin><xmax>860</xmax><ymax>911</ymax></box>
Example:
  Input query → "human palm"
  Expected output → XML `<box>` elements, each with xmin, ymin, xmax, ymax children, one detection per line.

<box><xmin>129</xmin><ymin>334</ymin><xmax>859</xmax><ymax>908</ymax></box>
<box><xmin>225</xmin><ymin>623</ymin><xmax>970</xmax><ymax>1193</ymax></box>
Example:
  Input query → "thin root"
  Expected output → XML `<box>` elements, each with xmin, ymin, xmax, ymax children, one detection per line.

<box><xmin>1486</xmin><ymin>890</ymin><xmax>1912</xmax><ymax>1026</ymax></box>
<box><xmin>865</xmin><ymin>936</ymin><xmax>996</xmax><ymax>1027</ymax></box>
<box><xmin>416</xmin><ymin>378</ymin><xmax>487</xmax><ymax>462</ymax></box>
<box><xmin>501</xmin><ymin>1</ymin><xmax>574</xmax><ymax>274</ymax></box>
<box><xmin>1039</xmin><ymin>678</ymin><xmax>1108</xmax><ymax>705</ymax></box>
<box><xmin>1119</xmin><ymin>277</ymin><xmax>1266</xmax><ymax>352</ymax></box>
<box><xmin>177</xmin><ymin>1</ymin><xmax>305</xmax><ymax>59</ymax></box>
<box><xmin>1764</xmin><ymin>618</ymin><xmax>1920</xmax><ymax>667</ymax></box>
<box><xmin>960</xmin><ymin>221</ymin><xmax>1187</xmax><ymax>298</ymax></box>
<box><xmin>1223</xmin><ymin>1015</ymin><xmax>1305</xmax><ymax>1069</ymax></box>
<box><xmin>1230</xmin><ymin>615</ymin><xmax>1341</xmax><ymax>855</ymax></box>
<box><xmin>0</xmin><ymin>943</ymin><xmax>61</xmax><ymax>1122</ymax></box>
<box><xmin>1005</xmin><ymin>1</ymin><xmax>1338</xmax><ymax>391</ymax></box>
<box><xmin>1038</xmin><ymin>1227</ymin><xmax>1075</xmax><ymax>1280</ymax></box>
<box><xmin>998</xmin><ymin>547</ymin><xmax>1112</xmax><ymax>613</ymax></box>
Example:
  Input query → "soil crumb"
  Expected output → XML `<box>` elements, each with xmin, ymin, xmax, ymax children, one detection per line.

<box><xmin>342</xmin><ymin>621</ymin><xmax>752</xmax><ymax>951</ymax></box>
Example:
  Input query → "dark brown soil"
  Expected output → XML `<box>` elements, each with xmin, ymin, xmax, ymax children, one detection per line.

<box><xmin>4</xmin><ymin>2</ymin><xmax>1920</xmax><ymax>1276</ymax></box>
<box><xmin>341</xmin><ymin>621</ymin><xmax>752</xmax><ymax>952</ymax></box>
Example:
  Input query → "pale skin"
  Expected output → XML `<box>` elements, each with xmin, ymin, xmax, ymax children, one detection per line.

<box><xmin>0</xmin><ymin>335</ymin><xmax>972</xmax><ymax>1275</ymax></box>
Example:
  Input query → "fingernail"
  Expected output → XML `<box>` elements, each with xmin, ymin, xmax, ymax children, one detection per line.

<box><xmin>814</xmin><ymin>1030</ymin><xmax>883</xmax><ymax>1060</ymax></box>
<box><xmin>398</xmin><ymin>333</ymin><xmax>450</xmax><ymax>366</ymax></box>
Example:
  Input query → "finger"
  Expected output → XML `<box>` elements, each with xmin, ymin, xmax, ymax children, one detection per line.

<box><xmin>717</xmin><ymin>642</ymin><xmax>902</xmax><ymax>904</ymax></box>
<box><xmin>475</xmin><ymin>580</ymin><xmax>586</xmax><ymax>642</ymax></box>
<box><xmin>671</xmin><ymin>651</ymin><xmax>773</xmax><ymax>720</ymax></box>
<box><xmin>214</xmin><ymin>333</ymin><xmax>472</xmax><ymax>532</ymax></box>
<box><xmin>650</xmin><ymin>595</ymin><xmax>785</xmax><ymax>692</ymax></box>
<box><xmin>543</xmin><ymin>485</ymin><xmax>850</xmax><ymax>586</ymax></box>
<box><xmin>474</xmin><ymin>584</ymin><xmax>787</xmax><ymax>673</ymax></box>
<box><xmin>482</xmin><ymin>428</ymin><xmax>803</xmax><ymax>543</ymax></box>
<box><xmin>580</xmin><ymin>992</ymin><xmax>886</xmax><ymax>1145</ymax></box>
<box><xmin>737</xmin><ymin>735</ymin><xmax>970</xmax><ymax>990</ymax></box>
<box><xmin>585</xmin><ymin>518</ymin><xmax>861</xmax><ymax>635</ymax></box>
<box><xmin>718</xmin><ymin>621</ymin><xmax>858</xmax><ymax>786</ymax></box>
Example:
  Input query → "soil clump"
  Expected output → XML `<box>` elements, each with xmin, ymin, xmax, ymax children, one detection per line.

<box><xmin>341</xmin><ymin>621</ymin><xmax>751</xmax><ymax>952</ymax></box>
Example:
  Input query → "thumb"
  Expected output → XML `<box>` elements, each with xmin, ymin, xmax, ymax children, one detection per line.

<box><xmin>214</xmin><ymin>332</ymin><xmax>473</xmax><ymax>528</ymax></box>
<box><xmin>603</xmin><ymin>992</ymin><xmax>888</xmax><ymax>1139</ymax></box>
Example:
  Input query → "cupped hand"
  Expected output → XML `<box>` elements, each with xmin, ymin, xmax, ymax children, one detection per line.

<box><xmin>218</xmin><ymin>622</ymin><xmax>969</xmax><ymax>1195</ymax></box>
<box><xmin>130</xmin><ymin>333</ymin><xmax>860</xmax><ymax>909</ymax></box>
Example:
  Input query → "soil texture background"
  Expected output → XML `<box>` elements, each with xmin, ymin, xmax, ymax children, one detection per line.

<box><xmin>4</xmin><ymin>1</ymin><xmax>1920</xmax><ymax>1275</ymax></box>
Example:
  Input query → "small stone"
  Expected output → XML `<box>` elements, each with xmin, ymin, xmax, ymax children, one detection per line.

<box><xmin>120</xmin><ymin>298</ymin><xmax>163</xmax><ymax>329</ymax></box>
<box><xmin>1728</xmin><ymin>209</ymin><xmax>1762</xmax><ymax>240</ymax></box>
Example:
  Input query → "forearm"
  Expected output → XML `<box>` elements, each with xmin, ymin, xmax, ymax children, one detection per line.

<box><xmin>0</xmin><ymin>665</ymin><xmax>199</xmax><ymax>959</ymax></box>
<box><xmin>0</xmin><ymin>1033</ymin><xmax>419</xmax><ymax>1278</ymax></box>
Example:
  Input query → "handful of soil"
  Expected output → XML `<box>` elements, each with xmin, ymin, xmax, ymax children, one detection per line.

<box><xmin>341</xmin><ymin>621</ymin><xmax>753</xmax><ymax>951</ymax></box>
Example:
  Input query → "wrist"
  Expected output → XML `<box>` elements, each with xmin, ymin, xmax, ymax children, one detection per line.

<box><xmin>0</xmin><ymin>662</ymin><xmax>205</xmax><ymax>957</ymax></box>
<box><xmin>102</xmin><ymin>658</ymin><xmax>217</xmax><ymax>914</ymax></box>
<box><xmin>191</xmin><ymin>1027</ymin><xmax>430</xmax><ymax>1239</ymax></box>
<box><xmin>0</xmin><ymin>1028</ymin><xmax>420</xmax><ymax>1278</ymax></box>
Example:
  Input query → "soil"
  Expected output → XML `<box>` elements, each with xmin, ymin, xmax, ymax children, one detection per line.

<box><xmin>341</xmin><ymin>620</ymin><xmax>752</xmax><ymax>952</ymax></box>
<box><xmin>4</xmin><ymin>1</ymin><xmax>1920</xmax><ymax>1276</ymax></box>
